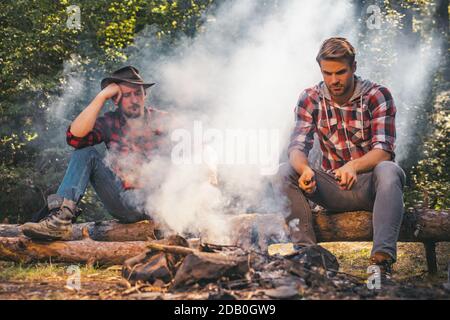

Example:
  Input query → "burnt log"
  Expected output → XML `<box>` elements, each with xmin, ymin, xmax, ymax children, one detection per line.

<box><xmin>122</xmin><ymin>236</ymin><xmax>190</xmax><ymax>284</ymax></box>
<box><xmin>172</xmin><ymin>251</ymin><xmax>249</xmax><ymax>289</ymax></box>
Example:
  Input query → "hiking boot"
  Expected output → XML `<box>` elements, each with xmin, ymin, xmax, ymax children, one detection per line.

<box><xmin>32</xmin><ymin>194</ymin><xmax>82</xmax><ymax>223</ymax></box>
<box><xmin>21</xmin><ymin>202</ymin><xmax>75</xmax><ymax>241</ymax></box>
<box><xmin>369</xmin><ymin>252</ymin><xmax>396</xmax><ymax>287</ymax></box>
<box><xmin>31</xmin><ymin>194</ymin><xmax>64</xmax><ymax>222</ymax></box>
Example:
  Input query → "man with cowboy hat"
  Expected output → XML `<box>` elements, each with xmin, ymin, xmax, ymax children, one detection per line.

<box><xmin>21</xmin><ymin>66</ymin><xmax>170</xmax><ymax>240</ymax></box>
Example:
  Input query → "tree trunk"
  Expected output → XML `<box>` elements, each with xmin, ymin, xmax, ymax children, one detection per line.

<box><xmin>436</xmin><ymin>0</ymin><xmax>449</xmax><ymax>82</ymax></box>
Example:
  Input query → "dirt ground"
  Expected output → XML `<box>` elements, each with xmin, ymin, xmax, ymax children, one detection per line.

<box><xmin>0</xmin><ymin>242</ymin><xmax>449</xmax><ymax>300</ymax></box>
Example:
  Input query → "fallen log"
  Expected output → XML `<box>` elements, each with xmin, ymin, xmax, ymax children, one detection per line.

<box><xmin>313</xmin><ymin>209</ymin><xmax>450</xmax><ymax>243</ymax></box>
<box><xmin>0</xmin><ymin>236</ymin><xmax>150</xmax><ymax>265</ymax></box>
<box><xmin>0</xmin><ymin>219</ymin><xmax>158</xmax><ymax>241</ymax></box>
<box><xmin>1</xmin><ymin>209</ymin><xmax>447</xmax><ymax>243</ymax></box>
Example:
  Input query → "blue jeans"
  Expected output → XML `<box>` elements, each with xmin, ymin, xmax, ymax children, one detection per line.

<box><xmin>57</xmin><ymin>146</ymin><xmax>148</xmax><ymax>223</ymax></box>
<box><xmin>275</xmin><ymin>161</ymin><xmax>406</xmax><ymax>261</ymax></box>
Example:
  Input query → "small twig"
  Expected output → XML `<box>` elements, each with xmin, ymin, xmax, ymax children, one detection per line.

<box><xmin>122</xmin><ymin>282</ymin><xmax>146</xmax><ymax>295</ymax></box>
<box><xmin>202</xmin><ymin>243</ymin><xmax>240</xmax><ymax>249</ymax></box>
<box><xmin>147</xmin><ymin>243</ymin><xmax>196</xmax><ymax>256</ymax></box>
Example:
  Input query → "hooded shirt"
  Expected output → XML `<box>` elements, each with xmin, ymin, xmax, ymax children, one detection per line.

<box><xmin>288</xmin><ymin>76</ymin><xmax>396</xmax><ymax>171</ymax></box>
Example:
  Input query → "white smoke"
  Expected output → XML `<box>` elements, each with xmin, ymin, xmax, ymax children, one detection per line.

<box><xmin>132</xmin><ymin>0</ymin><xmax>357</xmax><ymax>241</ymax></box>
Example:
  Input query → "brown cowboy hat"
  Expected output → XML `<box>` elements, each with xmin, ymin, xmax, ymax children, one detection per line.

<box><xmin>100</xmin><ymin>66</ymin><xmax>155</xmax><ymax>90</ymax></box>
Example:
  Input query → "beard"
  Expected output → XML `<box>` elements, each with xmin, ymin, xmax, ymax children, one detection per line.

<box><xmin>330</xmin><ymin>86</ymin><xmax>346</xmax><ymax>96</ymax></box>
<box><xmin>121</xmin><ymin>104</ymin><xmax>143</xmax><ymax>119</ymax></box>
<box><xmin>328</xmin><ymin>82</ymin><xmax>352</xmax><ymax>97</ymax></box>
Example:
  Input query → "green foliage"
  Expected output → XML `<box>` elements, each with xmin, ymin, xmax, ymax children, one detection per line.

<box><xmin>0</xmin><ymin>0</ymin><xmax>216</xmax><ymax>223</ymax></box>
<box><xmin>356</xmin><ymin>0</ymin><xmax>449</xmax><ymax>210</ymax></box>
<box><xmin>407</xmin><ymin>90</ymin><xmax>450</xmax><ymax>210</ymax></box>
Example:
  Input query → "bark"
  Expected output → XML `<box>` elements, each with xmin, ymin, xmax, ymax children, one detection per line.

<box><xmin>0</xmin><ymin>219</ymin><xmax>158</xmax><ymax>241</ymax></box>
<box><xmin>313</xmin><ymin>209</ymin><xmax>450</xmax><ymax>242</ymax></box>
<box><xmin>0</xmin><ymin>236</ymin><xmax>150</xmax><ymax>265</ymax></box>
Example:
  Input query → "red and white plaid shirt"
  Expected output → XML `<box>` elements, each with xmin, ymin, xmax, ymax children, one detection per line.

<box><xmin>66</xmin><ymin>107</ymin><xmax>171</xmax><ymax>189</ymax></box>
<box><xmin>288</xmin><ymin>78</ymin><xmax>396</xmax><ymax>171</ymax></box>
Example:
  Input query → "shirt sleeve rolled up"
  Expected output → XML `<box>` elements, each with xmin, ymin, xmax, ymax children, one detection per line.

<box><xmin>369</xmin><ymin>86</ymin><xmax>396</xmax><ymax>159</ymax></box>
<box><xmin>287</xmin><ymin>91</ymin><xmax>316</xmax><ymax>157</ymax></box>
<box><xmin>66</xmin><ymin>117</ymin><xmax>107</xmax><ymax>149</ymax></box>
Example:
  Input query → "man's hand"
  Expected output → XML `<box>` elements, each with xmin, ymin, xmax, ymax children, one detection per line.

<box><xmin>99</xmin><ymin>83</ymin><xmax>122</xmax><ymax>106</ymax></box>
<box><xmin>298</xmin><ymin>166</ymin><xmax>316</xmax><ymax>194</ymax></box>
<box><xmin>334</xmin><ymin>162</ymin><xmax>357</xmax><ymax>190</ymax></box>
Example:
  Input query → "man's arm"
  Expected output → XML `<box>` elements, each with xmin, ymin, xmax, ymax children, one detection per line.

<box><xmin>289</xmin><ymin>149</ymin><xmax>316</xmax><ymax>194</ymax></box>
<box><xmin>70</xmin><ymin>83</ymin><xmax>122</xmax><ymax>137</ymax></box>
<box><xmin>349</xmin><ymin>149</ymin><xmax>391</xmax><ymax>173</ymax></box>
<box><xmin>289</xmin><ymin>149</ymin><xmax>310</xmax><ymax>175</ymax></box>
<box><xmin>287</xmin><ymin>91</ymin><xmax>317</xmax><ymax>193</ymax></box>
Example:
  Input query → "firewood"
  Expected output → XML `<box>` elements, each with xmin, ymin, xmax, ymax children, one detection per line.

<box><xmin>146</xmin><ymin>243</ymin><xmax>196</xmax><ymax>256</ymax></box>
<box><xmin>172</xmin><ymin>251</ymin><xmax>249</xmax><ymax>289</ymax></box>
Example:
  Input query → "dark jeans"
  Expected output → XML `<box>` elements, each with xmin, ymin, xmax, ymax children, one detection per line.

<box><xmin>56</xmin><ymin>146</ymin><xmax>148</xmax><ymax>223</ymax></box>
<box><xmin>275</xmin><ymin>161</ymin><xmax>406</xmax><ymax>261</ymax></box>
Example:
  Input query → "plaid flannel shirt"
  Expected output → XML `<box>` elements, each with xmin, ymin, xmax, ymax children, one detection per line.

<box><xmin>288</xmin><ymin>80</ymin><xmax>396</xmax><ymax>171</ymax></box>
<box><xmin>67</xmin><ymin>107</ymin><xmax>171</xmax><ymax>189</ymax></box>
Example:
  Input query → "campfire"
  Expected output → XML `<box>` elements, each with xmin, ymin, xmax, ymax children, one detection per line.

<box><xmin>120</xmin><ymin>216</ymin><xmax>360</xmax><ymax>300</ymax></box>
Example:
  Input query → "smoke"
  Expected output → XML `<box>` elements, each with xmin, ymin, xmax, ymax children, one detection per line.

<box><xmin>45</xmin><ymin>0</ymin><xmax>442</xmax><ymax>242</ymax></box>
<box><xmin>126</xmin><ymin>0</ymin><xmax>357</xmax><ymax>241</ymax></box>
<box><xmin>126</xmin><ymin>0</ymin><xmax>442</xmax><ymax>242</ymax></box>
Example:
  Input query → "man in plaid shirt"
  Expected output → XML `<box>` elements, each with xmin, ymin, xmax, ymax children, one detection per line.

<box><xmin>21</xmin><ymin>66</ymin><xmax>170</xmax><ymax>240</ymax></box>
<box><xmin>277</xmin><ymin>38</ymin><xmax>405</xmax><ymax>282</ymax></box>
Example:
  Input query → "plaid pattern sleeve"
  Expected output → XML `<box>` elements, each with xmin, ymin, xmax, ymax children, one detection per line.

<box><xmin>368</xmin><ymin>86</ymin><xmax>396</xmax><ymax>158</ymax></box>
<box><xmin>66</xmin><ymin>116</ymin><xmax>108</xmax><ymax>149</ymax></box>
<box><xmin>287</xmin><ymin>90</ymin><xmax>316</xmax><ymax>157</ymax></box>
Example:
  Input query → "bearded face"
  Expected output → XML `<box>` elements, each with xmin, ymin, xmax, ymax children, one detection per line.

<box><xmin>320</xmin><ymin>59</ymin><xmax>356</xmax><ymax>99</ymax></box>
<box><xmin>118</xmin><ymin>83</ymin><xmax>146</xmax><ymax>119</ymax></box>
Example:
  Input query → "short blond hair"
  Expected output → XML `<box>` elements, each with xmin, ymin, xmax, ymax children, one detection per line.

<box><xmin>316</xmin><ymin>37</ymin><xmax>356</xmax><ymax>66</ymax></box>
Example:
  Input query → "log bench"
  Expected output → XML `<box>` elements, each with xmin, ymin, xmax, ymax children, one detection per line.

<box><xmin>0</xmin><ymin>208</ymin><xmax>448</xmax><ymax>273</ymax></box>
<box><xmin>312</xmin><ymin>209</ymin><xmax>450</xmax><ymax>274</ymax></box>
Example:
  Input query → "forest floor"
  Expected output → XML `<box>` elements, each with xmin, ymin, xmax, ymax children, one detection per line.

<box><xmin>0</xmin><ymin>242</ymin><xmax>449</xmax><ymax>300</ymax></box>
